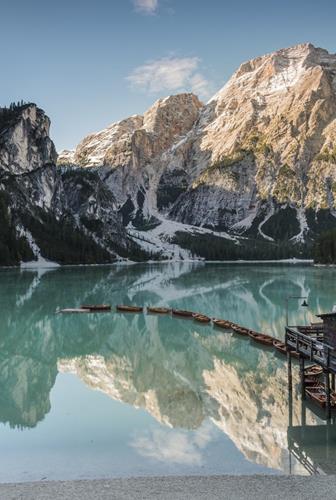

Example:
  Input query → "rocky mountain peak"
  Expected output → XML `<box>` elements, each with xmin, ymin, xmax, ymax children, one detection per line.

<box><xmin>211</xmin><ymin>43</ymin><xmax>336</xmax><ymax>110</ymax></box>
<box><xmin>143</xmin><ymin>93</ymin><xmax>203</xmax><ymax>144</ymax></box>
<box><xmin>72</xmin><ymin>114</ymin><xmax>144</xmax><ymax>167</ymax></box>
<box><xmin>58</xmin><ymin>92</ymin><xmax>203</xmax><ymax>169</ymax></box>
<box><xmin>198</xmin><ymin>43</ymin><xmax>336</xmax><ymax>180</ymax></box>
<box><xmin>0</xmin><ymin>103</ymin><xmax>57</xmax><ymax>175</ymax></box>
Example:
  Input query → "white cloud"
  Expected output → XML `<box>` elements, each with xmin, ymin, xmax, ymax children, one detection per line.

<box><xmin>127</xmin><ymin>56</ymin><xmax>212</xmax><ymax>99</ymax></box>
<box><xmin>189</xmin><ymin>73</ymin><xmax>211</xmax><ymax>99</ymax></box>
<box><xmin>133</xmin><ymin>0</ymin><xmax>158</xmax><ymax>15</ymax></box>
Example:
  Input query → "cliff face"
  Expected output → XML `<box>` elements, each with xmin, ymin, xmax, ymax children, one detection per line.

<box><xmin>0</xmin><ymin>104</ymin><xmax>144</xmax><ymax>266</ymax></box>
<box><xmin>0</xmin><ymin>104</ymin><xmax>57</xmax><ymax>175</ymax></box>
<box><xmin>58</xmin><ymin>43</ymin><xmax>336</xmax><ymax>257</ymax></box>
<box><xmin>171</xmin><ymin>44</ymin><xmax>336</xmax><ymax>233</ymax></box>
<box><xmin>58</xmin><ymin>94</ymin><xmax>203</xmax><ymax>229</ymax></box>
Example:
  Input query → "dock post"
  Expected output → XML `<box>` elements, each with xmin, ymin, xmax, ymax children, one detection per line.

<box><xmin>287</xmin><ymin>351</ymin><xmax>292</xmax><ymax>394</ymax></box>
<box><xmin>327</xmin><ymin>419</ymin><xmax>330</xmax><ymax>460</ymax></box>
<box><xmin>325</xmin><ymin>370</ymin><xmax>331</xmax><ymax>420</ymax></box>
<box><xmin>299</xmin><ymin>356</ymin><xmax>305</xmax><ymax>400</ymax></box>
<box><xmin>301</xmin><ymin>399</ymin><xmax>306</xmax><ymax>427</ymax></box>
<box><xmin>288</xmin><ymin>379</ymin><xmax>293</xmax><ymax>432</ymax></box>
<box><xmin>332</xmin><ymin>373</ymin><xmax>335</xmax><ymax>392</ymax></box>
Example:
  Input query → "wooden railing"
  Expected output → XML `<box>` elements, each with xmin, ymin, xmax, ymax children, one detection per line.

<box><xmin>285</xmin><ymin>327</ymin><xmax>336</xmax><ymax>373</ymax></box>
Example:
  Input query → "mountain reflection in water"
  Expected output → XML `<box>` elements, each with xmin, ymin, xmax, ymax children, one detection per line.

<box><xmin>1</xmin><ymin>262</ymin><xmax>336</xmax><ymax>479</ymax></box>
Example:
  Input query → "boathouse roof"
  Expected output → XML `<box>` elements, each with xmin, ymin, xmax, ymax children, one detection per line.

<box><xmin>316</xmin><ymin>312</ymin><xmax>336</xmax><ymax>319</ymax></box>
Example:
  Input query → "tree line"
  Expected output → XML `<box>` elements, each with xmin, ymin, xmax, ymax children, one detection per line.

<box><xmin>314</xmin><ymin>229</ymin><xmax>336</xmax><ymax>264</ymax></box>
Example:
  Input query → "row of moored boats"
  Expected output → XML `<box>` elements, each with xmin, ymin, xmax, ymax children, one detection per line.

<box><xmin>59</xmin><ymin>303</ymin><xmax>330</xmax><ymax>409</ymax></box>
<box><xmin>58</xmin><ymin>303</ymin><xmax>297</xmax><ymax>357</ymax></box>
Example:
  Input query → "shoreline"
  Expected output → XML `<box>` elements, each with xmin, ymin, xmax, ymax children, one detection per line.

<box><xmin>1</xmin><ymin>475</ymin><xmax>336</xmax><ymax>500</ymax></box>
<box><xmin>0</xmin><ymin>258</ymin><xmax>315</xmax><ymax>270</ymax></box>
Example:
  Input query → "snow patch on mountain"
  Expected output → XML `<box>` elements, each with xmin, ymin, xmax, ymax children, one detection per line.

<box><xmin>18</xmin><ymin>226</ymin><xmax>60</xmax><ymax>268</ymax></box>
<box><xmin>290</xmin><ymin>208</ymin><xmax>309</xmax><ymax>243</ymax></box>
<box><xmin>258</xmin><ymin>207</ymin><xmax>275</xmax><ymax>242</ymax></box>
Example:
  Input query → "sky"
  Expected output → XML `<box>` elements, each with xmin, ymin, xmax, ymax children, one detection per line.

<box><xmin>1</xmin><ymin>0</ymin><xmax>336</xmax><ymax>151</ymax></box>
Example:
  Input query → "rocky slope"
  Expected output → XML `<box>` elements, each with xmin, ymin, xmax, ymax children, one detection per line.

<box><xmin>58</xmin><ymin>93</ymin><xmax>203</xmax><ymax>227</ymax></box>
<box><xmin>0</xmin><ymin>104</ymin><xmax>148</xmax><ymax>265</ymax></box>
<box><xmin>171</xmin><ymin>43</ymin><xmax>336</xmax><ymax>234</ymax></box>
<box><xmin>0</xmin><ymin>104</ymin><xmax>56</xmax><ymax>175</ymax></box>
<box><xmin>58</xmin><ymin>43</ymin><xmax>336</xmax><ymax>260</ymax></box>
<box><xmin>2</xmin><ymin>43</ymin><xmax>336</xmax><ymax>265</ymax></box>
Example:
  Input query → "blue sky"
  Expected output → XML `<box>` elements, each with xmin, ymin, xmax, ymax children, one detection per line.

<box><xmin>1</xmin><ymin>0</ymin><xmax>336</xmax><ymax>150</ymax></box>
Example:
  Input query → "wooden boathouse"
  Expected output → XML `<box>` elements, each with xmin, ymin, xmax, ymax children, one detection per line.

<box><xmin>285</xmin><ymin>311</ymin><xmax>336</xmax><ymax>418</ymax></box>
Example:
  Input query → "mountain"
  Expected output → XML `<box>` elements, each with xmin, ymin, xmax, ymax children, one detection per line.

<box><xmin>58</xmin><ymin>43</ymin><xmax>336</xmax><ymax>260</ymax></box>
<box><xmin>2</xmin><ymin>43</ymin><xmax>336</xmax><ymax>265</ymax></box>
<box><xmin>0</xmin><ymin>104</ymin><xmax>147</xmax><ymax>265</ymax></box>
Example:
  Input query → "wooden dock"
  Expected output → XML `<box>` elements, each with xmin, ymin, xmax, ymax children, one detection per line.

<box><xmin>286</xmin><ymin>327</ymin><xmax>336</xmax><ymax>373</ymax></box>
<box><xmin>285</xmin><ymin>326</ymin><xmax>336</xmax><ymax>418</ymax></box>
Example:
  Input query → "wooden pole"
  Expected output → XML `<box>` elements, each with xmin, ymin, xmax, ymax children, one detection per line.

<box><xmin>299</xmin><ymin>356</ymin><xmax>305</xmax><ymax>400</ymax></box>
<box><xmin>327</xmin><ymin>418</ymin><xmax>331</xmax><ymax>461</ymax></box>
<box><xmin>287</xmin><ymin>351</ymin><xmax>293</xmax><ymax>476</ymax></box>
<box><xmin>325</xmin><ymin>370</ymin><xmax>331</xmax><ymax>420</ymax></box>
<box><xmin>332</xmin><ymin>373</ymin><xmax>335</xmax><ymax>391</ymax></box>
<box><xmin>287</xmin><ymin>351</ymin><xmax>292</xmax><ymax>395</ymax></box>
<box><xmin>288</xmin><ymin>380</ymin><xmax>293</xmax><ymax>429</ymax></box>
<box><xmin>301</xmin><ymin>398</ymin><xmax>306</xmax><ymax>427</ymax></box>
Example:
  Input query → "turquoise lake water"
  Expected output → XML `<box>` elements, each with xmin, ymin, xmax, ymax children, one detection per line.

<box><xmin>1</xmin><ymin>262</ymin><xmax>336</xmax><ymax>481</ymax></box>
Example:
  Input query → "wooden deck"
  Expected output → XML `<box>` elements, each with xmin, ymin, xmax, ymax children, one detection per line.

<box><xmin>285</xmin><ymin>327</ymin><xmax>336</xmax><ymax>374</ymax></box>
<box><xmin>286</xmin><ymin>327</ymin><xmax>336</xmax><ymax>418</ymax></box>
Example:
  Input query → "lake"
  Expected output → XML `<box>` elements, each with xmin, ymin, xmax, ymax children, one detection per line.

<box><xmin>1</xmin><ymin>262</ymin><xmax>336</xmax><ymax>482</ymax></box>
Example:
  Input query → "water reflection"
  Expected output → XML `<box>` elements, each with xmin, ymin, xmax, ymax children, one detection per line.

<box><xmin>1</xmin><ymin>263</ymin><xmax>336</xmax><ymax>475</ymax></box>
<box><xmin>288</xmin><ymin>419</ymin><xmax>336</xmax><ymax>474</ymax></box>
<box><xmin>130</xmin><ymin>421</ymin><xmax>217</xmax><ymax>466</ymax></box>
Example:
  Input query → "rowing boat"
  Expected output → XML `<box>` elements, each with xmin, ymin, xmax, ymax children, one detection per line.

<box><xmin>304</xmin><ymin>365</ymin><xmax>323</xmax><ymax>377</ymax></box>
<box><xmin>305</xmin><ymin>384</ymin><xmax>336</xmax><ymax>408</ymax></box>
<box><xmin>273</xmin><ymin>339</ymin><xmax>287</xmax><ymax>355</ymax></box>
<box><xmin>289</xmin><ymin>349</ymin><xmax>300</xmax><ymax>359</ymax></box>
<box><xmin>305</xmin><ymin>376</ymin><xmax>321</xmax><ymax>386</ymax></box>
<box><xmin>57</xmin><ymin>308</ymin><xmax>93</xmax><ymax>314</ymax></box>
<box><xmin>192</xmin><ymin>313</ymin><xmax>211</xmax><ymax>323</ymax></box>
<box><xmin>116</xmin><ymin>305</ymin><xmax>143</xmax><ymax>313</ymax></box>
<box><xmin>231</xmin><ymin>324</ymin><xmax>250</xmax><ymax>336</ymax></box>
<box><xmin>81</xmin><ymin>304</ymin><xmax>111</xmax><ymax>311</ymax></box>
<box><xmin>147</xmin><ymin>307</ymin><xmax>171</xmax><ymax>314</ymax></box>
<box><xmin>306</xmin><ymin>386</ymin><xmax>326</xmax><ymax>407</ymax></box>
<box><xmin>249</xmin><ymin>331</ymin><xmax>274</xmax><ymax>346</ymax></box>
<box><xmin>212</xmin><ymin>319</ymin><xmax>232</xmax><ymax>329</ymax></box>
<box><xmin>273</xmin><ymin>340</ymin><xmax>300</xmax><ymax>358</ymax></box>
<box><xmin>172</xmin><ymin>309</ymin><xmax>194</xmax><ymax>318</ymax></box>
